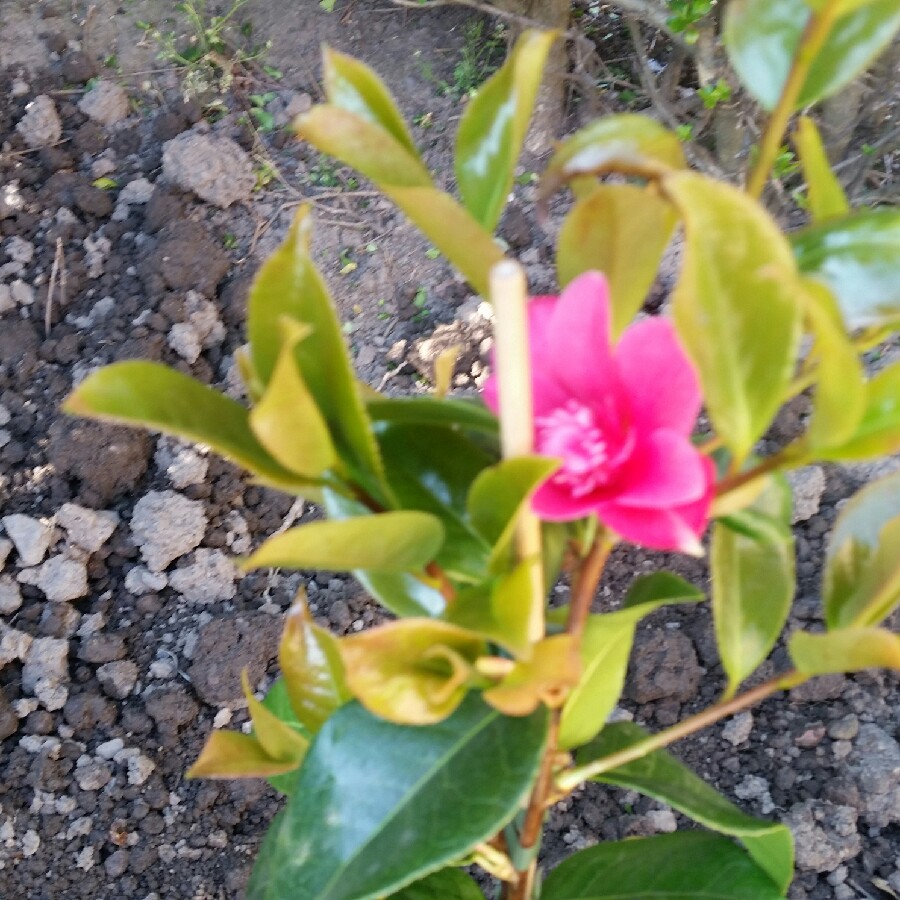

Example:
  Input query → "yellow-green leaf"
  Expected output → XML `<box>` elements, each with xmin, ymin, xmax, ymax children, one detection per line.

<box><xmin>666</xmin><ymin>172</ymin><xmax>802</xmax><ymax>463</ymax></box>
<box><xmin>793</xmin><ymin>117</ymin><xmax>849</xmax><ymax>223</ymax></box>
<box><xmin>249</xmin><ymin>320</ymin><xmax>336</xmax><ymax>477</ymax></box>
<box><xmin>456</xmin><ymin>29</ymin><xmax>558</xmax><ymax>230</ymax></box>
<box><xmin>280</xmin><ymin>594</ymin><xmax>349</xmax><ymax>733</ymax></box>
<box><xmin>322</xmin><ymin>46</ymin><xmax>420</xmax><ymax>157</ymax></box>
<box><xmin>244</xmin><ymin>512</ymin><xmax>445</xmax><ymax>574</ymax></box>
<box><xmin>340</xmin><ymin>619</ymin><xmax>487</xmax><ymax>724</ymax></box>
<box><xmin>64</xmin><ymin>361</ymin><xmax>308</xmax><ymax>493</ymax></box>
<box><xmin>824</xmin><ymin>472</ymin><xmax>900</xmax><ymax>629</ymax></box>
<box><xmin>557</xmin><ymin>184</ymin><xmax>678</xmax><ymax>337</ymax></box>
<box><xmin>790</xmin><ymin>627</ymin><xmax>900</xmax><ymax>675</ymax></box>
<box><xmin>242</xmin><ymin>670</ymin><xmax>309</xmax><ymax>762</ymax></box>
<box><xmin>187</xmin><ymin>730</ymin><xmax>303</xmax><ymax>779</ymax></box>
<box><xmin>482</xmin><ymin>634</ymin><xmax>580</xmax><ymax>717</ymax></box>
<box><xmin>541</xmin><ymin>114</ymin><xmax>686</xmax><ymax>200</ymax></box>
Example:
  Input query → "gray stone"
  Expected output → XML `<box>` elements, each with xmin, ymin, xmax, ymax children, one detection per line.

<box><xmin>168</xmin><ymin>549</ymin><xmax>238</xmax><ymax>604</ymax></box>
<box><xmin>156</xmin><ymin>442</ymin><xmax>208</xmax><ymax>489</ymax></box>
<box><xmin>4</xmin><ymin>235</ymin><xmax>34</xmax><ymax>264</ymax></box>
<box><xmin>0</xmin><ymin>623</ymin><xmax>33</xmax><ymax>667</ymax></box>
<box><xmin>0</xmin><ymin>536</ymin><xmax>12</xmax><ymax>568</ymax></box>
<box><xmin>16</xmin><ymin>95</ymin><xmax>62</xmax><ymax>148</ymax></box>
<box><xmin>22</xmin><ymin>637</ymin><xmax>69</xmax><ymax>711</ymax></box>
<box><xmin>2</xmin><ymin>513</ymin><xmax>53</xmax><ymax>566</ymax></box>
<box><xmin>78</xmin><ymin>634</ymin><xmax>126</xmax><ymax>664</ymax></box>
<box><xmin>130</xmin><ymin>490</ymin><xmax>207</xmax><ymax>572</ymax></box>
<box><xmin>56</xmin><ymin>503</ymin><xmax>119</xmax><ymax>553</ymax></box>
<box><xmin>124</xmin><ymin>566</ymin><xmax>168</xmax><ymax>595</ymax></box>
<box><xmin>74</xmin><ymin>756</ymin><xmax>112</xmax><ymax>791</ymax></box>
<box><xmin>734</xmin><ymin>774</ymin><xmax>775</xmax><ymax>814</ymax></box>
<box><xmin>722</xmin><ymin>711</ymin><xmax>753</xmax><ymax>747</ymax></box>
<box><xmin>827</xmin><ymin>714</ymin><xmax>860</xmax><ymax>741</ymax></box>
<box><xmin>77</xmin><ymin>80</ymin><xmax>130</xmax><ymax>125</ymax></box>
<box><xmin>18</xmin><ymin>555</ymin><xmax>88</xmax><ymax>602</ymax></box>
<box><xmin>166</xmin><ymin>291</ymin><xmax>225</xmax><ymax>363</ymax></box>
<box><xmin>784</xmin><ymin>801</ymin><xmax>861</xmax><ymax>872</ymax></box>
<box><xmin>96</xmin><ymin>660</ymin><xmax>138</xmax><ymax>699</ymax></box>
<box><xmin>162</xmin><ymin>131</ymin><xmax>255</xmax><ymax>208</ymax></box>
<box><xmin>0</xmin><ymin>575</ymin><xmax>22</xmax><ymax>614</ymax></box>
<box><xmin>626</xmin><ymin>628</ymin><xmax>703</xmax><ymax>704</ymax></box>
<box><xmin>788</xmin><ymin>466</ymin><xmax>826</xmax><ymax>523</ymax></box>
<box><xmin>846</xmin><ymin>724</ymin><xmax>900</xmax><ymax>827</ymax></box>
<box><xmin>117</xmin><ymin>177</ymin><xmax>154</xmax><ymax>205</ymax></box>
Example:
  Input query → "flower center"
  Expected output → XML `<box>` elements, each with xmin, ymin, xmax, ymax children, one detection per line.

<box><xmin>535</xmin><ymin>400</ymin><xmax>610</xmax><ymax>497</ymax></box>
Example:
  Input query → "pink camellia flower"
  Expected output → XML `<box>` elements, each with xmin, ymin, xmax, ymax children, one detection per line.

<box><xmin>483</xmin><ymin>271</ymin><xmax>715</xmax><ymax>554</ymax></box>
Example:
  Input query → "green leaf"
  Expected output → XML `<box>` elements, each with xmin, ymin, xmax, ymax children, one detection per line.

<box><xmin>247</xmin><ymin>695</ymin><xmax>548</xmax><ymax>900</ymax></box>
<box><xmin>244</xmin><ymin>512</ymin><xmax>445</xmax><ymax>574</ymax></box>
<box><xmin>712</xmin><ymin>476</ymin><xmax>795</xmax><ymax>695</ymax></box>
<box><xmin>578</xmin><ymin>722</ymin><xmax>794</xmax><ymax>891</ymax></box>
<box><xmin>823</xmin><ymin>472</ymin><xmax>900</xmax><ymax>628</ymax></box>
<box><xmin>391</xmin><ymin>869</ymin><xmax>484</xmax><ymax>900</ymax></box>
<box><xmin>246</xmin><ymin>207</ymin><xmax>387</xmax><ymax>499</ymax></box>
<box><xmin>296</xmin><ymin>108</ymin><xmax>504</xmax><ymax>297</ymax></box>
<box><xmin>792</xmin><ymin>208</ymin><xmax>900</xmax><ymax>330</ymax></box>
<box><xmin>541</xmin><ymin>832</ymin><xmax>784</xmax><ymax>899</ymax></box>
<box><xmin>367</xmin><ymin>396</ymin><xmax>499</xmax><ymax>438</ymax></box>
<box><xmin>259</xmin><ymin>677</ymin><xmax>313</xmax><ymax>796</ymax></box>
<box><xmin>557</xmin><ymin>184</ymin><xmax>678</xmax><ymax>337</ymax></box>
<box><xmin>666</xmin><ymin>172</ymin><xmax>802</xmax><ymax>463</ymax></box>
<box><xmin>323</xmin><ymin>46</ymin><xmax>420</xmax><ymax>157</ymax></box>
<box><xmin>249</xmin><ymin>320</ymin><xmax>337</xmax><ymax>477</ymax></box>
<box><xmin>558</xmin><ymin>579</ymin><xmax>703</xmax><ymax>749</ymax></box>
<box><xmin>724</xmin><ymin>0</ymin><xmax>900</xmax><ymax>110</ymax></box>
<box><xmin>187</xmin><ymin>730</ymin><xmax>302</xmax><ymax>780</ymax></box>
<box><xmin>802</xmin><ymin>280</ymin><xmax>866</xmax><ymax>449</ymax></box>
<box><xmin>456</xmin><ymin>29</ymin><xmax>558</xmax><ymax>231</ymax></box>
<box><xmin>467</xmin><ymin>456</ymin><xmax>558</xmax><ymax>567</ymax></box>
<box><xmin>793</xmin><ymin>117</ymin><xmax>849</xmax><ymax>223</ymax></box>
<box><xmin>541</xmin><ymin>114</ymin><xmax>686</xmax><ymax>200</ymax></box>
<box><xmin>340</xmin><ymin>619</ymin><xmax>487</xmax><ymax>724</ymax></box>
<box><xmin>817</xmin><ymin>361</ymin><xmax>900</xmax><ymax>461</ymax></box>
<box><xmin>64</xmin><ymin>361</ymin><xmax>307</xmax><ymax>493</ymax></box>
<box><xmin>790</xmin><ymin>627</ymin><xmax>900</xmax><ymax>674</ymax></box>
<box><xmin>378</xmin><ymin>423</ymin><xmax>495</xmax><ymax>583</ymax></box>
<box><xmin>323</xmin><ymin>489</ymin><xmax>447</xmax><ymax>618</ymax></box>
<box><xmin>280</xmin><ymin>598</ymin><xmax>349</xmax><ymax>734</ymax></box>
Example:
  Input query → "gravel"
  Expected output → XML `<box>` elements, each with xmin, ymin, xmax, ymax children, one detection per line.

<box><xmin>162</xmin><ymin>131</ymin><xmax>255</xmax><ymax>208</ymax></box>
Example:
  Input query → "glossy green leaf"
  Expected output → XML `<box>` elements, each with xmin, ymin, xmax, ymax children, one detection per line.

<box><xmin>792</xmin><ymin>208</ymin><xmax>900</xmax><ymax>330</ymax></box>
<box><xmin>280</xmin><ymin>597</ymin><xmax>349</xmax><ymax>734</ymax></box>
<box><xmin>790</xmin><ymin>627</ymin><xmax>900</xmax><ymax>674</ymax></box>
<box><xmin>244</xmin><ymin>512</ymin><xmax>445</xmax><ymax>574</ymax></box>
<box><xmin>712</xmin><ymin>476</ymin><xmax>795</xmax><ymax>695</ymax></box>
<box><xmin>467</xmin><ymin>456</ymin><xmax>558</xmax><ymax>568</ymax></box>
<box><xmin>391</xmin><ymin>869</ymin><xmax>484</xmax><ymax>900</ymax></box>
<box><xmin>666</xmin><ymin>172</ymin><xmax>801</xmax><ymax>463</ymax></box>
<box><xmin>558</xmin><ymin>582</ymin><xmax>703</xmax><ymax>749</ymax></box>
<box><xmin>64</xmin><ymin>361</ymin><xmax>307</xmax><ymax>493</ymax></box>
<box><xmin>340</xmin><ymin>619</ymin><xmax>486</xmax><ymax>724</ymax></box>
<box><xmin>817</xmin><ymin>362</ymin><xmax>900</xmax><ymax>461</ymax></box>
<box><xmin>323</xmin><ymin>489</ymin><xmax>447</xmax><ymax>618</ymax></box>
<box><xmin>367</xmin><ymin>396</ymin><xmax>499</xmax><ymax>438</ymax></box>
<box><xmin>296</xmin><ymin>108</ymin><xmax>504</xmax><ymax>296</ymax></box>
<box><xmin>802</xmin><ymin>280</ymin><xmax>866</xmax><ymax>449</ymax></box>
<box><xmin>557</xmin><ymin>184</ymin><xmax>678</xmax><ymax>337</ymax></box>
<box><xmin>824</xmin><ymin>472</ymin><xmax>900</xmax><ymax>628</ymax></box>
<box><xmin>378</xmin><ymin>423</ymin><xmax>494</xmax><ymax>583</ymax></box>
<box><xmin>724</xmin><ymin>0</ymin><xmax>900</xmax><ymax>110</ymax></box>
<box><xmin>323</xmin><ymin>46</ymin><xmax>419</xmax><ymax>157</ymax></box>
<box><xmin>247</xmin><ymin>695</ymin><xmax>548</xmax><ymax>900</ymax></box>
<box><xmin>579</xmin><ymin>722</ymin><xmax>793</xmax><ymax>890</ymax></box>
<box><xmin>541</xmin><ymin>832</ymin><xmax>784</xmax><ymax>899</ymax></box>
<box><xmin>246</xmin><ymin>207</ymin><xmax>387</xmax><ymax>500</ymax></box>
<box><xmin>541</xmin><ymin>114</ymin><xmax>686</xmax><ymax>200</ymax></box>
<box><xmin>793</xmin><ymin>117</ymin><xmax>849</xmax><ymax>223</ymax></box>
<box><xmin>456</xmin><ymin>29</ymin><xmax>558</xmax><ymax>231</ymax></box>
<box><xmin>249</xmin><ymin>320</ymin><xmax>336</xmax><ymax>477</ymax></box>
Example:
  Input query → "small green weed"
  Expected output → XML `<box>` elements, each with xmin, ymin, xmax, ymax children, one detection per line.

<box><xmin>423</xmin><ymin>21</ymin><xmax>506</xmax><ymax>99</ymax></box>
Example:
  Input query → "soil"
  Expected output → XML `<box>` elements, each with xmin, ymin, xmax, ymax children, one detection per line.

<box><xmin>0</xmin><ymin>2</ymin><xmax>897</xmax><ymax>899</ymax></box>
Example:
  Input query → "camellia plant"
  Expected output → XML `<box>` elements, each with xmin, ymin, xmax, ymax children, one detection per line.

<box><xmin>65</xmin><ymin>1</ymin><xmax>900</xmax><ymax>897</ymax></box>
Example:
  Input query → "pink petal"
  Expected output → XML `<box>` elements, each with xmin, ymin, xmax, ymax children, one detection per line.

<box><xmin>597</xmin><ymin>455</ymin><xmax>715</xmax><ymax>553</ymax></box>
<box><xmin>532</xmin><ymin>477</ymin><xmax>602</xmax><ymax>522</ymax></box>
<box><xmin>615</xmin><ymin>317</ymin><xmax>701</xmax><ymax>435</ymax></box>
<box><xmin>546</xmin><ymin>272</ymin><xmax>620</xmax><ymax>403</ymax></box>
<box><xmin>482</xmin><ymin>370</ymin><xmax>568</xmax><ymax>419</ymax></box>
<box><xmin>611</xmin><ymin>430</ymin><xmax>709</xmax><ymax>509</ymax></box>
